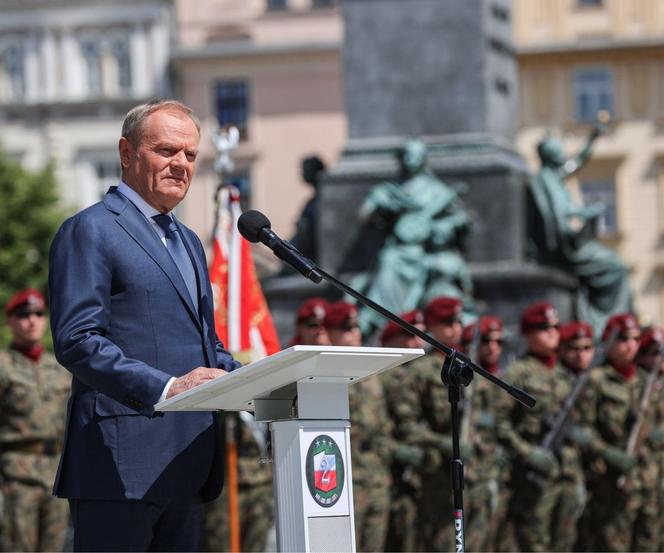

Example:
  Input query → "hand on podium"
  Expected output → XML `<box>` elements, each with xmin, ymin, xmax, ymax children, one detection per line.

<box><xmin>166</xmin><ymin>367</ymin><xmax>228</xmax><ymax>399</ymax></box>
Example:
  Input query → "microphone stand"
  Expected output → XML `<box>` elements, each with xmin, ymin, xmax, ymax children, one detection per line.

<box><xmin>311</xmin><ymin>266</ymin><xmax>535</xmax><ymax>553</ymax></box>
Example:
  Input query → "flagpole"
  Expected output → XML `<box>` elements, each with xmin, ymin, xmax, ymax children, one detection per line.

<box><xmin>212</xmin><ymin>126</ymin><xmax>242</xmax><ymax>553</ymax></box>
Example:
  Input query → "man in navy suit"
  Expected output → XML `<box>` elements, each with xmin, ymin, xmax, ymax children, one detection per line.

<box><xmin>48</xmin><ymin>99</ymin><xmax>241</xmax><ymax>551</ymax></box>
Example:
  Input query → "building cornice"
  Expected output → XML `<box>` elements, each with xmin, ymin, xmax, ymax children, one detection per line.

<box><xmin>171</xmin><ymin>39</ymin><xmax>340</xmax><ymax>62</ymax></box>
<box><xmin>517</xmin><ymin>36</ymin><xmax>664</xmax><ymax>56</ymax></box>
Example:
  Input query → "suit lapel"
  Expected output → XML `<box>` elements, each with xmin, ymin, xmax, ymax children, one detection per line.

<box><xmin>104</xmin><ymin>189</ymin><xmax>202</xmax><ymax>330</ymax></box>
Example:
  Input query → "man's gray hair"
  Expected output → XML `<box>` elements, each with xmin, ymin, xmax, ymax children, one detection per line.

<box><xmin>121</xmin><ymin>99</ymin><xmax>201</xmax><ymax>145</ymax></box>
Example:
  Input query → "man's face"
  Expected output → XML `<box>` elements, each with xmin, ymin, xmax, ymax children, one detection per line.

<box><xmin>6</xmin><ymin>310</ymin><xmax>47</xmax><ymax>347</ymax></box>
<box><xmin>560</xmin><ymin>338</ymin><xmax>595</xmax><ymax>372</ymax></box>
<box><xmin>297</xmin><ymin>320</ymin><xmax>330</xmax><ymax>346</ymax></box>
<box><xmin>384</xmin><ymin>325</ymin><xmax>426</xmax><ymax>349</ymax></box>
<box><xmin>428</xmin><ymin>319</ymin><xmax>463</xmax><ymax>349</ymax></box>
<box><xmin>478</xmin><ymin>330</ymin><xmax>503</xmax><ymax>366</ymax></box>
<box><xmin>327</xmin><ymin>323</ymin><xmax>362</xmax><ymax>347</ymax></box>
<box><xmin>608</xmin><ymin>329</ymin><xmax>641</xmax><ymax>367</ymax></box>
<box><xmin>119</xmin><ymin>109</ymin><xmax>200</xmax><ymax>213</ymax></box>
<box><xmin>526</xmin><ymin>320</ymin><xmax>560</xmax><ymax>356</ymax></box>
<box><xmin>637</xmin><ymin>345</ymin><xmax>663</xmax><ymax>373</ymax></box>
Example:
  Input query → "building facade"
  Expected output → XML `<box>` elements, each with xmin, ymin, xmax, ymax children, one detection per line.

<box><xmin>171</xmin><ymin>0</ymin><xmax>346</xmax><ymax>269</ymax></box>
<box><xmin>514</xmin><ymin>0</ymin><xmax>664</xmax><ymax>323</ymax></box>
<box><xmin>0</xmin><ymin>0</ymin><xmax>172</xmax><ymax>211</ymax></box>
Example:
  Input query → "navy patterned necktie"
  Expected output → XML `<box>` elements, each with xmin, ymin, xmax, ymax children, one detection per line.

<box><xmin>152</xmin><ymin>214</ymin><xmax>198</xmax><ymax>310</ymax></box>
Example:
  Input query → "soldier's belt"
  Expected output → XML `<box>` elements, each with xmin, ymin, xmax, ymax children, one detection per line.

<box><xmin>0</xmin><ymin>439</ymin><xmax>61</xmax><ymax>456</ymax></box>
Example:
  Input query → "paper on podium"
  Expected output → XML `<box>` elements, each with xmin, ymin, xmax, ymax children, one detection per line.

<box><xmin>155</xmin><ymin>345</ymin><xmax>424</xmax><ymax>412</ymax></box>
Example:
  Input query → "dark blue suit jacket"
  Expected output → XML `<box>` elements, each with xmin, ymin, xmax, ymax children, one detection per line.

<box><xmin>48</xmin><ymin>187</ymin><xmax>240</xmax><ymax>503</ymax></box>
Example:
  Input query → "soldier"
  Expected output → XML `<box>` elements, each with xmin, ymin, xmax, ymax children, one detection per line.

<box><xmin>290</xmin><ymin>296</ymin><xmax>330</xmax><ymax>346</ymax></box>
<box><xmin>202</xmin><ymin>412</ymin><xmax>272</xmax><ymax>552</ymax></box>
<box><xmin>324</xmin><ymin>302</ymin><xmax>393</xmax><ymax>551</ymax></box>
<box><xmin>631</xmin><ymin>326</ymin><xmax>664</xmax><ymax>552</ymax></box>
<box><xmin>549</xmin><ymin>321</ymin><xmax>595</xmax><ymax>551</ymax></box>
<box><xmin>380</xmin><ymin>310</ymin><xmax>426</xmax><ymax>552</ymax></box>
<box><xmin>463</xmin><ymin>316</ymin><xmax>512</xmax><ymax>552</ymax></box>
<box><xmin>579</xmin><ymin>313</ymin><xmax>642</xmax><ymax>552</ymax></box>
<box><xmin>0</xmin><ymin>288</ymin><xmax>70</xmax><ymax>552</ymax></box>
<box><xmin>400</xmin><ymin>296</ymin><xmax>468</xmax><ymax>552</ymax></box>
<box><xmin>496</xmin><ymin>301</ymin><xmax>568</xmax><ymax>552</ymax></box>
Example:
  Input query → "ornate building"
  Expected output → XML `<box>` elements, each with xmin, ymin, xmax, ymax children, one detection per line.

<box><xmin>0</xmin><ymin>0</ymin><xmax>172</xmax><ymax>210</ymax></box>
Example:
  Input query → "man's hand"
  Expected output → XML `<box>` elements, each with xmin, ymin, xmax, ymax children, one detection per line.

<box><xmin>166</xmin><ymin>367</ymin><xmax>227</xmax><ymax>399</ymax></box>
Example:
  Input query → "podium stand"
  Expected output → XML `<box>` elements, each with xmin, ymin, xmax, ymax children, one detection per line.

<box><xmin>156</xmin><ymin>345</ymin><xmax>424</xmax><ymax>552</ymax></box>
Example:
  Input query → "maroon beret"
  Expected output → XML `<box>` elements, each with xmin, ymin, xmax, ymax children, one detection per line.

<box><xmin>4</xmin><ymin>288</ymin><xmax>46</xmax><ymax>316</ymax></box>
<box><xmin>601</xmin><ymin>313</ymin><xmax>639</xmax><ymax>342</ymax></box>
<box><xmin>520</xmin><ymin>301</ymin><xmax>558</xmax><ymax>334</ymax></box>
<box><xmin>296</xmin><ymin>297</ymin><xmax>329</xmax><ymax>323</ymax></box>
<box><xmin>380</xmin><ymin>309</ymin><xmax>424</xmax><ymax>345</ymax></box>
<box><xmin>424</xmin><ymin>296</ymin><xmax>462</xmax><ymax>326</ymax></box>
<box><xmin>479</xmin><ymin>316</ymin><xmax>503</xmax><ymax>336</ymax></box>
<box><xmin>324</xmin><ymin>302</ymin><xmax>359</xmax><ymax>329</ymax></box>
<box><xmin>639</xmin><ymin>327</ymin><xmax>664</xmax><ymax>352</ymax></box>
<box><xmin>559</xmin><ymin>321</ymin><xmax>594</xmax><ymax>343</ymax></box>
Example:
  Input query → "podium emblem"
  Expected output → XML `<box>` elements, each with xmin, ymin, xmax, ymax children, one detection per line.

<box><xmin>305</xmin><ymin>434</ymin><xmax>345</xmax><ymax>507</ymax></box>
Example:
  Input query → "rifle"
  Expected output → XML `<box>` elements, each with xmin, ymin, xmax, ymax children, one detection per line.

<box><xmin>526</xmin><ymin>370</ymin><xmax>590</xmax><ymax>485</ymax></box>
<box><xmin>617</xmin><ymin>368</ymin><xmax>658</xmax><ymax>489</ymax></box>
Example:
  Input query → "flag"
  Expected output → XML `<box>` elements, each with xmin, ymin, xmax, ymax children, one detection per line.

<box><xmin>209</xmin><ymin>185</ymin><xmax>281</xmax><ymax>362</ymax></box>
<box><xmin>313</xmin><ymin>452</ymin><xmax>337</xmax><ymax>492</ymax></box>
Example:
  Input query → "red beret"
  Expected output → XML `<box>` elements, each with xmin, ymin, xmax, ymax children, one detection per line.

<box><xmin>639</xmin><ymin>327</ymin><xmax>664</xmax><ymax>352</ymax></box>
<box><xmin>324</xmin><ymin>302</ymin><xmax>359</xmax><ymax>329</ymax></box>
<box><xmin>4</xmin><ymin>288</ymin><xmax>46</xmax><ymax>316</ymax></box>
<box><xmin>380</xmin><ymin>309</ymin><xmax>424</xmax><ymax>345</ymax></box>
<box><xmin>479</xmin><ymin>316</ymin><xmax>503</xmax><ymax>336</ymax></box>
<box><xmin>520</xmin><ymin>301</ymin><xmax>558</xmax><ymax>334</ymax></box>
<box><xmin>601</xmin><ymin>313</ymin><xmax>639</xmax><ymax>342</ymax></box>
<box><xmin>296</xmin><ymin>297</ymin><xmax>329</xmax><ymax>323</ymax></box>
<box><xmin>559</xmin><ymin>321</ymin><xmax>594</xmax><ymax>343</ymax></box>
<box><xmin>424</xmin><ymin>296</ymin><xmax>462</xmax><ymax>326</ymax></box>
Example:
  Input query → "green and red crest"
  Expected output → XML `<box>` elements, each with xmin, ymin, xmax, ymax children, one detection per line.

<box><xmin>305</xmin><ymin>434</ymin><xmax>345</xmax><ymax>508</ymax></box>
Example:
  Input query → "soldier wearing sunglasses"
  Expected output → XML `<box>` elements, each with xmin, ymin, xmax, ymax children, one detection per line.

<box><xmin>0</xmin><ymin>289</ymin><xmax>70</xmax><ymax>552</ymax></box>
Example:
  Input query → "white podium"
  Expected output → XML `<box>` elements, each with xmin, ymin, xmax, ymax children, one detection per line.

<box><xmin>156</xmin><ymin>345</ymin><xmax>423</xmax><ymax>552</ymax></box>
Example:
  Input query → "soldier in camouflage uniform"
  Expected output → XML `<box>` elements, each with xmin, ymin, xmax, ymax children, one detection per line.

<box><xmin>630</xmin><ymin>326</ymin><xmax>664</xmax><ymax>552</ymax></box>
<box><xmin>202</xmin><ymin>412</ymin><xmax>273</xmax><ymax>552</ymax></box>
<box><xmin>550</xmin><ymin>321</ymin><xmax>595</xmax><ymax>552</ymax></box>
<box><xmin>0</xmin><ymin>289</ymin><xmax>70</xmax><ymax>552</ymax></box>
<box><xmin>578</xmin><ymin>314</ymin><xmax>643</xmax><ymax>552</ymax></box>
<box><xmin>325</xmin><ymin>302</ymin><xmax>393</xmax><ymax>552</ymax></box>
<box><xmin>496</xmin><ymin>301</ymin><xmax>569</xmax><ymax>552</ymax></box>
<box><xmin>397</xmin><ymin>296</ymin><xmax>468</xmax><ymax>552</ymax></box>
<box><xmin>463</xmin><ymin>316</ymin><xmax>513</xmax><ymax>552</ymax></box>
<box><xmin>379</xmin><ymin>310</ymin><xmax>426</xmax><ymax>552</ymax></box>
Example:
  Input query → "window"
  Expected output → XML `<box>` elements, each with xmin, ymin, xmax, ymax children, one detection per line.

<box><xmin>81</xmin><ymin>41</ymin><xmax>102</xmax><ymax>95</ymax></box>
<box><xmin>214</xmin><ymin>81</ymin><xmax>249</xmax><ymax>139</ymax></box>
<box><xmin>267</xmin><ymin>0</ymin><xmax>287</xmax><ymax>10</ymax></box>
<box><xmin>577</xmin><ymin>0</ymin><xmax>603</xmax><ymax>6</ymax></box>
<box><xmin>579</xmin><ymin>179</ymin><xmax>617</xmax><ymax>237</ymax></box>
<box><xmin>95</xmin><ymin>158</ymin><xmax>121</xmax><ymax>199</ymax></box>
<box><xmin>312</xmin><ymin>0</ymin><xmax>336</xmax><ymax>8</ymax></box>
<box><xmin>573</xmin><ymin>67</ymin><xmax>614</xmax><ymax>122</ymax></box>
<box><xmin>1</xmin><ymin>44</ymin><xmax>25</xmax><ymax>102</ymax></box>
<box><xmin>111</xmin><ymin>40</ymin><xmax>132</xmax><ymax>94</ymax></box>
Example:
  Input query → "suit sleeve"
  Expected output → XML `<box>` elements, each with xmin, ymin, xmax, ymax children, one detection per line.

<box><xmin>49</xmin><ymin>215</ymin><xmax>172</xmax><ymax>416</ymax></box>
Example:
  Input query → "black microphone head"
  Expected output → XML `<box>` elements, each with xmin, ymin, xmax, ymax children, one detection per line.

<box><xmin>237</xmin><ymin>210</ymin><xmax>271</xmax><ymax>243</ymax></box>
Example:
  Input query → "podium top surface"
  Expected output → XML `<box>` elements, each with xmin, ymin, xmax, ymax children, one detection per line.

<box><xmin>156</xmin><ymin>345</ymin><xmax>424</xmax><ymax>412</ymax></box>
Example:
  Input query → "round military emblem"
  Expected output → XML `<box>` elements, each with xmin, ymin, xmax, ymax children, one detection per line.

<box><xmin>305</xmin><ymin>434</ymin><xmax>345</xmax><ymax>508</ymax></box>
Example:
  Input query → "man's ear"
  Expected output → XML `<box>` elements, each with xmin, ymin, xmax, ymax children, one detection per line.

<box><xmin>119</xmin><ymin>137</ymin><xmax>133</xmax><ymax>169</ymax></box>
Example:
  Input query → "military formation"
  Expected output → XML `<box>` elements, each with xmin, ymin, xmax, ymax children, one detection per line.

<box><xmin>277</xmin><ymin>295</ymin><xmax>664</xmax><ymax>553</ymax></box>
<box><xmin>4</xmin><ymin>285</ymin><xmax>664</xmax><ymax>553</ymax></box>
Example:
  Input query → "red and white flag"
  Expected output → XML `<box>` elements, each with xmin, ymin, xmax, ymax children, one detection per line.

<box><xmin>209</xmin><ymin>185</ymin><xmax>281</xmax><ymax>362</ymax></box>
<box><xmin>314</xmin><ymin>452</ymin><xmax>337</xmax><ymax>492</ymax></box>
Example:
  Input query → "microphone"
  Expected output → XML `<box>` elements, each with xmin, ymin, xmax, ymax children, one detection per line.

<box><xmin>237</xmin><ymin>210</ymin><xmax>323</xmax><ymax>283</ymax></box>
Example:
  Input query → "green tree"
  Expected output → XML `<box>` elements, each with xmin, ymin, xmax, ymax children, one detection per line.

<box><xmin>0</xmin><ymin>150</ymin><xmax>66</xmax><ymax>348</ymax></box>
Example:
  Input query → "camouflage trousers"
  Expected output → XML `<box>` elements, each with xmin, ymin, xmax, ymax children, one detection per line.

<box><xmin>202</xmin><ymin>484</ymin><xmax>273</xmax><ymax>553</ymax></box>
<box><xmin>413</xmin><ymin>472</ymin><xmax>454</xmax><ymax>552</ymax></box>
<box><xmin>0</xmin><ymin>479</ymin><xmax>68</xmax><ymax>552</ymax></box>
<box><xmin>465</xmin><ymin>477</ymin><xmax>502</xmax><ymax>552</ymax></box>
<box><xmin>384</xmin><ymin>488</ymin><xmax>418</xmax><ymax>552</ymax></box>
<box><xmin>631</xmin><ymin>456</ymin><xmax>661</xmax><ymax>552</ymax></box>
<box><xmin>353</xmin><ymin>478</ymin><xmax>390</xmax><ymax>552</ymax></box>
